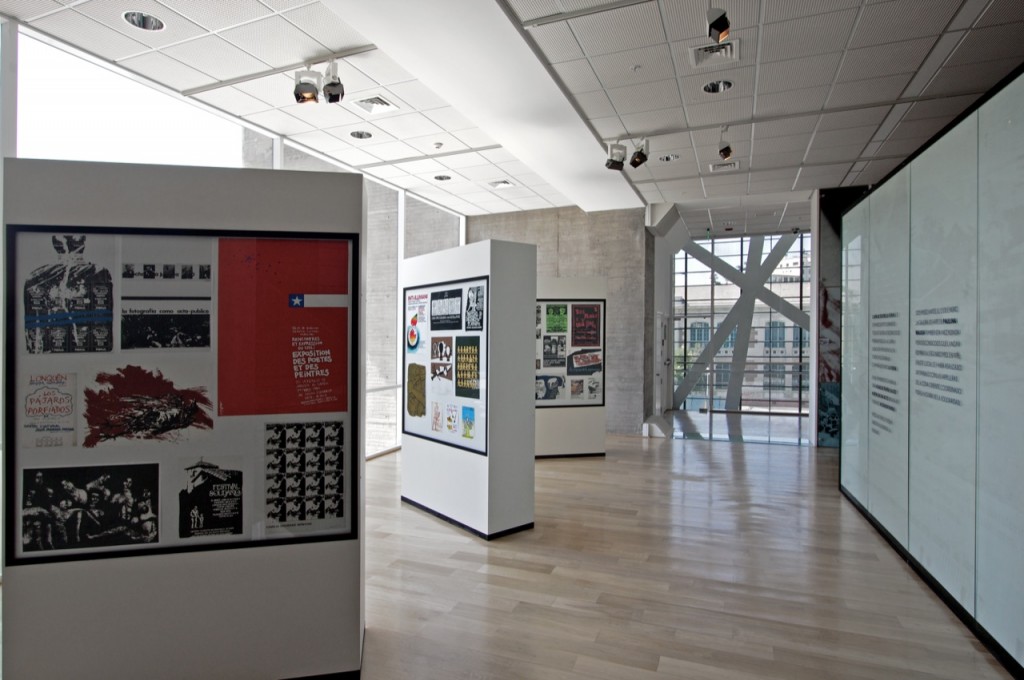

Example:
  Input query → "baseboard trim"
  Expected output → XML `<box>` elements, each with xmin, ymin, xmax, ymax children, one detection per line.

<box><xmin>400</xmin><ymin>496</ymin><xmax>534</xmax><ymax>540</ymax></box>
<box><xmin>535</xmin><ymin>452</ymin><xmax>606</xmax><ymax>459</ymax></box>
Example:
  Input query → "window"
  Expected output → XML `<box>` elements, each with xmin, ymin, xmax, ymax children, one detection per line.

<box><xmin>714</xmin><ymin>362</ymin><xmax>731</xmax><ymax>388</ymax></box>
<box><xmin>720</xmin><ymin>325</ymin><xmax>737</xmax><ymax>349</ymax></box>
<box><xmin>792</xmin><ymin>363</ymin><xmax>809</xmax><ymax>390</ymax></box>
<box><xmin>793</xmin><ymin>325</ymin><xmax>809</xmax><ymax>348</ymax></box>
<box><xmin>765</xmin><ymin>321</ymin><xmax>786</xmax><ymax>349</ymax></box>
<box><xmin>689</xmin><ymin>321</ymin><xmax>710</xmax><ymax>348</ymax></box>
<box><xmin>763</xmin><ymin>363</ymin><xmax>786</xmax><ymax>389</ymax></box>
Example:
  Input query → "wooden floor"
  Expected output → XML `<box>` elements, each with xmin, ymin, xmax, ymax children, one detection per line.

<box><xmin>362</xmin><ymin>435</ymin><xmax>1011</xmax><ymax>680</ymax></box>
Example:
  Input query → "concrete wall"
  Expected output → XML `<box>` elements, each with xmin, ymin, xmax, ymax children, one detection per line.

<box><xmin>365</xmin><ymin>181</ymin><xmax>400</xmax><ymax>453</ymax></box>
<box><xmin>467</xmin><ymin>207</ymin><xmax>651</xmax><ymax>434</ymax></box>
<box><xmin>405</xmin><ymin>195</ymin><xmax>460</xmax><ymax>258</ymax></box>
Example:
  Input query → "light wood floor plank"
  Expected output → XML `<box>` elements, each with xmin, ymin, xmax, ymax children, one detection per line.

<box><xmin>361</xmin><ymin>435</ymin><xmax>1012</xmax><ymax>680</ymax></box>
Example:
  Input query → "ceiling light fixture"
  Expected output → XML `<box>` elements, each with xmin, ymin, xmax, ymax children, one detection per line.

<box><xmin>659</xmin><ymin>153</ymin><xmax>680</xmax><ymax>163</ymax></box>
<box><xmin>489</xmin><ymin>179</ymin><xmax>515</xmax><ymax>189</ymax></box>
<box><xmin>707</xmin><ymin>8</ymin><xmax>730</xmax><ymax>43</ymax></box>
<box><xmin>605</xmin><ymin>142</ymin><xmax>627</xmax><ymax>170</ymax></box>
<box><xmin>123</xmin><ymin>11</ymin><xmax>165</xmax><ymax>31</ymax></box>
<box><xmin>703</xmin><ymin>80</ymin><xmax>733</xmax><ymax>94</ymax></box>
<box><xmin>718</xmin><ymin>125</ymin><xmax>732</xmax><ymax>161</ymax></box>
<box><xmin>629</xmin><ymin>138</ymin><xmax>649</xmax><ymax>168</ymax></box>
<box><xmin>322</xmin><ymin>61</ymin><xmax>344</xmax><ymax>103</ymax></box>
<box><xmin>434</xmin><ymin>175</ymin><xmax>451</xmax><ymax>181</ymax></box>
<box><xmin>350</xmin><ymin>130</ymin><xmax>373</xmax><ymax>140</ymax></box>
<box><xmin>293</xmin><ymin>68</ymin><xmax>322</xmax><ymax>104</ymax></box>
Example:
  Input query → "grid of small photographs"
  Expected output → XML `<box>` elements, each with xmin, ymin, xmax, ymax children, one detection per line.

<box><xmin>265</xmin><ymin>421</ymin><xmax>345</xmax><ymax>529</ymax></box>
<box><xmin>535</xmin><ymin>299</ymin><xmax>605</xmax><ymax>407</ymax></box>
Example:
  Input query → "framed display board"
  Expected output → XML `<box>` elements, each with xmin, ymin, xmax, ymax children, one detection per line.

<box><xmin>4</xmin><ymin>225</ymin><xmax>358</xmax><ymax>566</ymax></box>
<box><xmin>535</xmin><ymin>299</ymin><xmax>606</xmax><ymax>407</ymax></box>
<box><xmin>403</xmin><ymin>276</ymin><xmax>488</xmax><ymax>455</ymax></box>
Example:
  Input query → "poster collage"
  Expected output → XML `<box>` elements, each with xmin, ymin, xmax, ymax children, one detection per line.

<box><xmin>9</xmin><ymin>228</ymin><xmax>355</xmax><ymax>563</ymax></box>
<box><xmin>403</xmin><ymin>277</ymin><xmax>488</xmax><ymax>455</ymax></box>
<box><xmin>535</xmin><ymin>299</ymin><xmax>605</xmax><ymax>407</ymax></box>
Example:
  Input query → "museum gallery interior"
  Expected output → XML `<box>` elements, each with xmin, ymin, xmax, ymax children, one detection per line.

<box><xmin>0</xmin><ymin>1</ymin><xmax>1023</xmax><ymax>678</ymax></box>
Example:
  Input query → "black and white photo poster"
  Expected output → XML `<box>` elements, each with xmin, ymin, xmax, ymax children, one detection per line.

<box><xmin>264</xmin><ymin>420</ymin><xmax>348</xmax><ymax>535</ymax></box>
<box><xmin>404</xmin><ymin>276</ymin><xmax>488</xmax><ymax>454</ymax></box>
<box><xmin>178</xmin><ymin>459</ymin><xmax>243</xmax><ymax>539</ymax></box>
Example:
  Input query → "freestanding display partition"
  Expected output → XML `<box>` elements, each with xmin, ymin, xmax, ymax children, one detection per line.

<box><xmin>535</xmin><ymin>277</ymin><xmax>607</xmax><ymax>457</ymax></box>
<box><xmin>400</xmin><ymin>240</ymin><xmax>535</xmax><ymax>538</ymax></box>
<box><xmin>2</xmin><ymin>158</ymin><xmax>365</xmax><ymax>680</ymax></box>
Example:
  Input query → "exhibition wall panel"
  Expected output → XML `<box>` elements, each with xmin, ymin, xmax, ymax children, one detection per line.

<box><xmin>840</xmin><ymin>201</ymin><xmax>869</xmax><ymax>501</ymax></box>
<box><xmin>842</xmin><ymin>68</ymin><xmax>1024</xmax><ymax>672</ymax></box>
<box><xmin>3</xmin><ymin>158</ymin><xmax>365</xmax><ymax>679</ymax></box>
<box><xmin>977</xmin><ymin>77</ymin><xmax>1024</xmax><ymax>662</ymax></box>
<box><xmin>907</xmin><ymin>115</ymin><xmax>979</xmax><ymax>612</ymax></box>
<box><xmin>866</xmin><ymin>172</ymin><xmax>910</xmax><ymax>549</ymax></box>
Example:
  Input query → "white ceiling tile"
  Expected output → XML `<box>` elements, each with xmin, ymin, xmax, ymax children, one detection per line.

<box><xmin>589</xmin><ymin>116</ymin><xmax>628</xmax><ymax>139</ymax></box>
<box><xmin>119</xmin><ymin>52</ymin><xmax>214</xmax><ymax>90</ymax></box>
<box><xmin>243</xmin><ymin>108</ymin><xmax>314</xmax><ymax>135</ymax></box>
<box><xmin>764</xmin><ymin>0</ymin><xmax>863</xmax><ymax>24</ymax></box>
<box><xmin>194</xmin><ymin>85</ymin><xmax>272</xmax><ymax>116</ymax></box>
<box><xmin>358</xmin><ymin>140</ymin><xmax>423</xmax><ymax>161</ymax></box>
<box><xmin>647</xmin><ymin>131</ymin><xmax>692</xmax><ymax>149</ymax></box>
<box><xmin>163</xmin><ymin>35</ymin><xmax>271</xmax><ymax>81</ymax></box>
<box><xmin>755</xmin><ymin>133</ymin><xmax>813</xmax><ymax>155</ymax></box>
<box><xmin>404</xmin><ymin>133</ymin><xmax>469</xmax><ymax>155</ymax></box>
<box><xmin>754</xmin><ymin>115</ymin><xmax>820</xmax><ymax>138</ymax></box>
<box><xmin>817</xmin><ymin>105</ymin><xmax>892</xmax><ymax>130</ymax></box>
<box><xmin>606</xmin><ymin>79</ymin><xmax>681</xmax><ymax>115</ymax></box>
<box><xmin>363</xmin><ymin>164</ymin><xmax>407</xmax><ymax>179</ymax></box>
<box><xmin>812</xmin><ymin>125</ymin><xmax>878</xmax><ymax>148</ymax></box>
<box><xmin>456</xmin><ymin>190</ymin><xmax>503</xmax><ymax>203</ymax></box>
<box><xmin>681</xmin><ymin>66</ymin><xmax>755</xmax><ymax>102</ymax></box>
<box><xmin>922</xmin><ymin>57</ymin><xmax>1021</xmax><ymax>97</ymax></box>
<box><xmin>436</xmin><ymin>152</ymin><xmax>491</xmax><ymax>169</ymax></box>
<box><xmin>877</xmin><ymin>136</ymin><xmax>931</xmax><ymax>156</ymax></box>
<box><xmin>394</xmin><ymin>158</ymin><xmax>446</xmax><ymax>174</ymax></box>
<box><xmin>551</xmin><ymin>59</ymin><xmax>603</xmax><ymax>93</ymax></box>
<box><xmin>78</xmin><ymin>0</ymin><xmax>207</xmax><ymax>48</ymax></box>
<box><xmin>472</xmin><ymin>199</ymin><xmax>517</xmax><ymax>213</ymax></box>
<box><xmin>748</xmin><ymin>169</ymin><xmax>799</xmax><ymax>183</ymax></box>
<box><xmin>837</xmin><ymin>37</ymin><xmax>936</xmax><ymax>82</ymax></box>
<box><xmin>760</xmin><ymin>9</ymin><xmax>858</xmax><ymax>62</ymax></box>
<box><xmin>528</xmin><ymin>21</ymin><xmax>584</xmax><ymax>62</ymax></box>
<box><xmin>804</xmin><ymin>144</ymin><xmax>866</xmax><ymax>164</ymax></box>
<box><xmin>281</xmin><ymin>101</ymin><xmax>363</xmax><ymax>128</ymax></box>
<box><xmin>889</xmin><ymin>116</ymin><xmax>952</xmax><ymax>141</ymax></box>
<box><xmin>479</xmin><ymin>148</ymin><xmax>517</xmax><ymax>163</ymax></box>
<box><xmin>670</xmin><ymin>27</ymin><xmax>759</xmax><ymax>71</ymax></box>
<box><xmin>0</xmin><ymin>0</ymin><xmax>63</xmax><ymax>21</ymax></box>
<box><xmin>505</xmin><ymin>0</ymin><xmax>561</xmax><ymax>23</ymax></box>
<box><xmin>690</xmin><ymin>124</ymin><xmax>751</xmax><ymax>146</ymax></box>
<box><xmin>638</xmin><ymin>185</ymin><xmax>665</xmax><ymax>203</ymax></box>
<box><xmin>259</xmin><ymin>0</ymin><xmax>308</xmax><ymax>10</ymax></box>
<box><xmin>619</xmin><ymin>108</ymin><xmax>687</xmax><ymax>136</ymax></box>
<box><xmin>947</xmin><ymin>23</ymin><xmax>1024</xmax><ymax>66</ymax></box>
<box><xmin>590</xmin><ymin>44</ymin><xmax>675</xmax><ymax>89</ymax></box>
<box><xmin>495</xmin><ymin>185</ymin><xmax>542</xmax><ymax>199</ymax></box>
<box><xmin>457</xmin><ymin>164</ymin><xmax>509</xmax><ymax>181</ymax></box>
<box><xmin>156</xmin><ymin>0</ymin><xmax>272</xmax><ymax>31</ymax></box>
<box><xmin>751</xmin><ymin>151</ymin><xmax>807</xmax><ymax>169</ymax></box>
<box><xmin>685</xmin><ymin>97</ymin><xmax>753</xmax><ymax>127</ymax></box>
<box><xmin>850</xmin><ymin>0</ymin><xmax>961</xmax><ymax>48</ymax></box>
<box><xmin>324</xmin><ymin>122</ymin><xmax>395</xmax><ymax>146</ymax></box>
<box><xmin>574</xmin><ymin>90</ymin><xmax>617</xmax><ymax>118</ymax></box>
<box><xmin>903</xmin><ymin>94</ymin><xmax>978</xmax><ymax>121</ymax></box>
<box><xmin>386</xmin><ymin>80</ymin><xmax>449</xmax><ymax>111</ymax></box>
<box><xmin>498</xmin><ymin>160</ymin><xmax>533</xmax><ymax>176</ymax></box>
<box><xmin>758</xmin><ymin>53</ymin><xmax>842</xmax><ymax>94</ymax></box>
<box><xmin>826</xmin><ymin>73</ymin><xmax>913</xmax><ymax>107</ymax></box>
<box><xmin>221</xmin><ymin>16</ymin><xmax>327</xmax><ymax>68</ymax></box>
<box><xmin>371</xmin><ymin>112</ymin><xmax>445</xmax><ymax>138</ymax></box>
<box><xmin>648</xmin><ymin>155</ymin><xmax>697</xmax><ymax>179</ymax></box>
<box><xmin>31</xmin><ymin>10</ymin><xmax>150</xmax><ymax>60</ymax></box>
<box><xmin>346</xmin><ymin>49</ymin><xmax>414</xmax><ymax>85</ymax></box>
<box><xmin>282</xmin><ymin>3</ymin><xmax>370</xmax><ymax>50</ymax></box>
<box><xmin>452</xmin><ymin>128</ymin><xmax>497</xmax><ymax>147</ymax></box>
<box><xmin>291</xmin><ymin>129</ymin><xmax>351</xmax><ymax>152</ymax></box>
<box><xmin>510</xmin><ymin>197</ymin><xmax>554</xmax><ymax>210</ymax></box>
<box><xmin>421</xmin><ymin>107</ymin><xmax>475</xmax><ymax>132</ymax></box>
<box><xmin>977</xmin><ymin>0</ymin><xmax>1024</xmax><ymax>25</ymax></box>
<box><xmin>234</xmin><ymin>72</ymin><xmax>299</xmax><ymax>108</ymax></box>
<box><xmin>388</xmin><ymin>174</ymin><xmax>430</xmax><ymax>189</ymax></box>
<box><xmin>516</xmin><ymin>173</ymin><xmax>550</xmax><ymax>187</ymax></box>
<box><xmin>569</xmin><ymin>1</ymin><xmax>665</xmax><ymax>56</ymax></box>
<box><xmin>755</xmin><ymin>86</ymin><xmax>830</xmax><ymax>117</ymax></box>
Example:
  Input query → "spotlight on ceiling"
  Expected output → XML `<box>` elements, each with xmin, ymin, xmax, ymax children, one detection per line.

<box><xmin>294</xmin><ymin>69</ymin><xmax>322</xmax><ymax>104</ymax></box>
<box><xmin>629</xmin><ymin>138</ymin><xmax>649</xmax><ymax>168</ymax></box>
<box><xmin>606</xmin><ymin>142</ymin><xmax>627</xmax><ymax>170</ymax></box>
<box><xmin>718</xmin><ymin>125</ymin><xmax>732</xmax><ymax>160</ymax></box>
<box><xmin>707</xmin><ymin>8</ymin><xmax>730</xmax><ymax>43</ymax></box>
<box><xmin>322</xmin><ymin>61</ymin><xmax>345</xmax><ymax>103</ymax></box>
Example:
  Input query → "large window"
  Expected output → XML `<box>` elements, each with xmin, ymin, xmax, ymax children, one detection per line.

<box><xmin>765</xmin><ymin>321</ymin><xmax>786</xmax><ymax>349</ymax></box>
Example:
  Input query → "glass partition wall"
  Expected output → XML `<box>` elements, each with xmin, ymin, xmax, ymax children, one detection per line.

<box><xmin>673</xmin><ymin>233</ymin><xmax>812</xmax><ymax>444</ymax></box>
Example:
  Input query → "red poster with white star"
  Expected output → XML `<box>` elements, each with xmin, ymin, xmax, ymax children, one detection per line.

<box><xmin>218</xmin><ymin>238</ymin><xmax>349</xmax><ymax>416</ymax></box>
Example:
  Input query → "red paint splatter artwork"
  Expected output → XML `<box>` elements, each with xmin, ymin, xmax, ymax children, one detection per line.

<box><xmin>83</xmin><ymin>365</ymin><xmax>212</xmax><ymax>447</ymax></box>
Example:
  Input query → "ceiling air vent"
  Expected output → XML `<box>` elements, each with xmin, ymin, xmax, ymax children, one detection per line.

<box><xmin>689</xmin><ymin>39</ymin><xmax>740</xmax><ymax>68</ymax></box>
<box><xmin>709</xmin><ymin>160</ymin><xmax>740</xmax><ymax>173</ymax></box>
<box><xmin>353</xmin><ymin>95</ymin><xmax>398</xmax><ymax>115</ymax></box>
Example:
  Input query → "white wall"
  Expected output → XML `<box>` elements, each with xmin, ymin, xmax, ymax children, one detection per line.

<box><xmin>3</xmin><ymin>158</ymin><xmax>365</xmax><ymax>679</ymax></box>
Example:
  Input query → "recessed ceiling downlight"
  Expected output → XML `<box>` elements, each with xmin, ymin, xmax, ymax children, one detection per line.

<box><xmin>123</xmin><ymin>11</ymin><xmax>165</xmax><ymax>31</ymax></box>
<box><xmin>488</xmin><ymin>179</ymin><xmax>515</xmax><ymax>189</ymax></box>
<box><xmin>703</xmin><ymin>80</ymin><xmax>733</xmax><ymax>94</ymax></box>
<box><xmin>434</xmin><ymin>175</ymin><xmax>451</xmax><ymax>181</ymax></box>
<box><xmin>659</xmin><ymin>153</ymin><xmax>680</xmax><ymax>163</ymax></box>
<box><xmin>350</xmin><ymin>130</ymin><xmax>373</xmax><ymax>140</ymax></box>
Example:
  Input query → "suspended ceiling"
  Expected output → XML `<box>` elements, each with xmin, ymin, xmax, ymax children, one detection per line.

<box><xmin>1</xmin><ymin>0</ymin><xmax>1022</xmax><ymax>236</ymax></box>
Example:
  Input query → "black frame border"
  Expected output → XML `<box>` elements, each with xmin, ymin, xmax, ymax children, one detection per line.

<box><xmin>4</xmin><ymin>224</ymin><xmax>361</xmax><ymax>567</ymax></box>
<box><xmin>535</xmin><ymin>297</ymin><xmax>607</xmax><ymax>409</ymax></box>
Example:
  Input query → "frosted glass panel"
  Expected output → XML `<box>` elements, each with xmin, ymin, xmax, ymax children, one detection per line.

<box><xmin>841</xmin><ymin>202</ymin><xmax>869</xmax><ymax>501</ymax></box>
<box><xmin>977</xmin><ymin>75</ymin><xmax>1024</xmax><ymax>666</ymax></box>
<box><xmin>908</xmin><ymin>114</ymin><xmax>978</xmax><ymax>612</ymax></box>
<box><xmin>866</xmin><ymin>173</ymin><xmax>910</xmax><ymax>548</ymax></box>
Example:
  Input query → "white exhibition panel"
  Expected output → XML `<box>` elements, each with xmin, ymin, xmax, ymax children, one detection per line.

<box><xmin>907</xmin><ymin>115</ymin><xmax>979</xmax><ymax>612</ymax></box>
<box><xmin>840</xmin><ymin>201</ymin><xmax>869</xmax><ymax>500</ymax></box>
<box><xmin>977</xmin><ymin>75</ymin><xmax>1024</xmax><ymax>662</ymax></box>
<box><xmin>536</xmin><ymin>276</ymin><xmax>607</xmax><ymax>457</ymax></box>
<box><xmin>866</xmin><ymin>172</ymin><xmax>910</xmax><ymax>548</ymax></box>
<box><xmin>3</xmin><ymin>159</ymin><xmax>365</xmax><ymax>679</ymax></box>
<box><xmin>401</xmin><ymin>240</ymin><xmax>536</xmax><ymax>536</ymax></box>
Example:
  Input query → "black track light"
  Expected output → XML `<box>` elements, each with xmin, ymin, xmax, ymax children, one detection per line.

<box><xmin>629</xmin><ymin>138</ymin><xmax>649</xmax><ymax>168</ymax></box>
<box><xmin>606</xmin><ymin>142</ymin><xmax>627</xmax><ymax>170</ymax></box>
<box><xmin>322</xmin><ymin>61</ymin><xmax>345</xmax><ymax>103</ymax></box>
<box><xmin>294</xmin><ymin>69</ymin><xmax>321</xmax><ymax>104</ymax></box>
<box><xmin>707</xmin><ymin>8</ymin><xmax>730</xmax><ymax>43</ymax></box>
